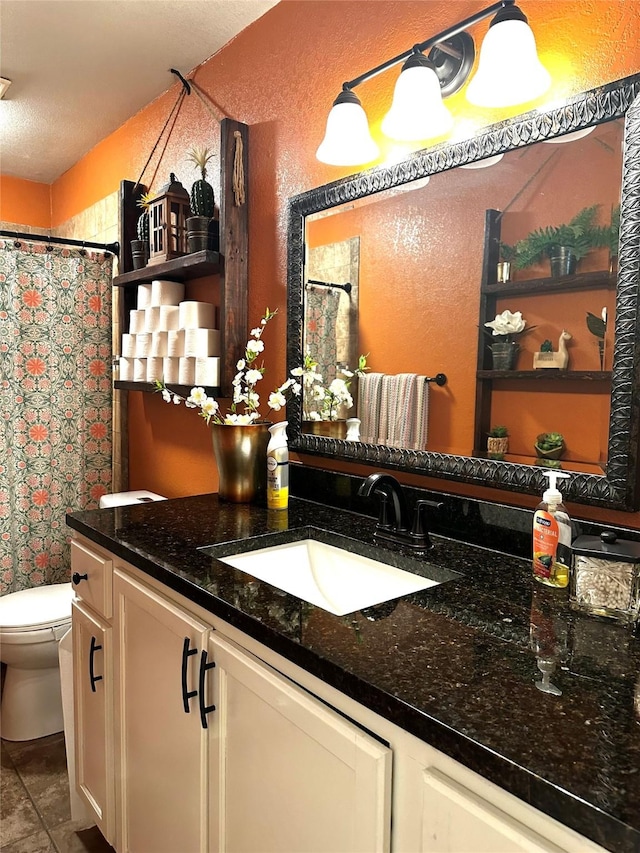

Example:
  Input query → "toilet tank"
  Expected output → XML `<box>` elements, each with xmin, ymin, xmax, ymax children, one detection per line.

<box><xmin>99</xmin><ymin>491</ymin><xmax>166</xmax><ymax>509</ymax></box>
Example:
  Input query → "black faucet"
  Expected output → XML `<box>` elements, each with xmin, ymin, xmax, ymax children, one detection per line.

<box><xmin>358</xmin><ymin>473</ymin><xmax>441</xmax><ymax>551</ymax></box>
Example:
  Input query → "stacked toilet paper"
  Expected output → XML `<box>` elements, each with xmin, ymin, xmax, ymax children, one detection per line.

<box><xmin>123</xmin><ymin>280</ymin><xmax>220</xmax><ymax>386</ymax></box>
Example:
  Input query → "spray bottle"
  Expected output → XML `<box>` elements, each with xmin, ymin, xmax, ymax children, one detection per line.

<box><xmin>532</xmin><ymin>471</ymin><xmax>571</xmax><ymax>588</ymax></box>
<box><xmin>266</xmin><ymin>421</ymin><xmax>289</xmax><ymax>510</ymax></box>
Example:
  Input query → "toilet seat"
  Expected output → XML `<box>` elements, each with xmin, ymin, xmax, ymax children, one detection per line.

<box><xmin>0</xmin><ymin>582</ymin><xmax>73</xmax><ymax>631</ymax></box>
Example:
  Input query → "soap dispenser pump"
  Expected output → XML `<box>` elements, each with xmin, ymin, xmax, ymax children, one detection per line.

<box><xmin>533</xmin><ymin>471</ymin><xmax>571</xmax><ymax>589</ymax></box>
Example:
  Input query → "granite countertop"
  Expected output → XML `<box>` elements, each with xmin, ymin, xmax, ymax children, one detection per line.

<box><xmin>66</xmin><ymin>494</ymin><xmax>640</xmax><ymax>853</ymax></box>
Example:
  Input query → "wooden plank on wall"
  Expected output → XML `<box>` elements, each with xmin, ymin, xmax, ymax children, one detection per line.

<box><xmin>219</xmin><ymin>119</ymin><xmax>249</xmax><ymax>397</ymax></box>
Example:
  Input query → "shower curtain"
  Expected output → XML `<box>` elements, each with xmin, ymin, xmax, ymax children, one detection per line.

<box><xmin>0</xmin><ymin>240</ymin><xmax>113</xmax><ymax>594</ymax></box>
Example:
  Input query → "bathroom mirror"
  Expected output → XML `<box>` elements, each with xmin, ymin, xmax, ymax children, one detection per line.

<box><xmin>287</xmin><ymin>74</ymin><xmax>640</xmax><ymax>510</ymax></box>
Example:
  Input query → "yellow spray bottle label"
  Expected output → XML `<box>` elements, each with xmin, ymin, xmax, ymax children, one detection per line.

<box><xmin>267</xmin><ymin>421</ymin><xmax>289</xmax><ymax>510</ymax></box>
<box><xmin>266</xmin><ymin>452</ymin><xmax>289</xmax><ymax>509</ymax></box>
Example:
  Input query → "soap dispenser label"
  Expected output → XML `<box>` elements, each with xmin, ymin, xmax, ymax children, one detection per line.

<box><xmin>533</xmin><ymin>511</ymin><xmax>559</xmax><ymax>579</ymax></box>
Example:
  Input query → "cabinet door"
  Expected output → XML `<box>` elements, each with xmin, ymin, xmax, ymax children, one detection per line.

<box><xmin>209</xmin><ymin>634</ymin><xmax>391</xmax><ymax>853</ymax></box>
<box><xmin>114</xmin><ymin>569</ymin><xmax>213</xmax><ymax>853</ymax></box>
<box><xmin>72</xmin><ymin>600</ymin><xmax>114</xmax><ymax>844</ymax></box>
<box><xmin>397</xmin><ymin>753</ymin><xmax>573</xmax><ymax>853</ymax></box>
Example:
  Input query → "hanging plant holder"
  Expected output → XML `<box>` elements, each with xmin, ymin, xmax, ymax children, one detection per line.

<box><xmin>148</xmin><ymin>173</ymin><xmax>191</xmax><ymax>264</ymax></box>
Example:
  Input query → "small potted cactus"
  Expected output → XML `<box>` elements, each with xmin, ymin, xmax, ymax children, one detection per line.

<box><xmin>535</xmin><ymin>432</ymin><xmax>565</xmax><ymax>460</ymax></box>
<box><xmin>131</xmin><ymin>191</ymin><xmax>153</xmax><ymax>269</ymax></box>
<box><xmin>186</xmin><ymin>147</ymin><xmax>219</xmax><ymax>253</ymax></box>
<box><xmin>487</xmin><ymin>425</ymin><xmax>509</xmax><ymax>456</ymax></box>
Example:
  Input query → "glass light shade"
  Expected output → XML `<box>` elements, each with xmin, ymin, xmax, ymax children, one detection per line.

<box><xmin>316</xmin><ymin>92</ymin><xmax>380</xmax><ymax>166</ymax></box>
<box><xmin>460</xmin><ymin>153</ymin><xmax>504</xmax><ymax>169</ymax></box>
<box><xmin>543</xmin><ymin>126</ymin><xmax>595</xmax><ymax>144</ymax></box>
<box><xmin>381</xmin><ymin>62</ymin><xmax>453</xmax><ymax>142</ymax></box>
<box><xmin>466</xmin><ymin>19</ymin><xmax>551</xmax><ymax>107</ymax></box>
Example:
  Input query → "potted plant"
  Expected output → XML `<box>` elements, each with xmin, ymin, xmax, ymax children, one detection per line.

<box><xmin>535</xmin><ymin>432</ymin><xmax>565</xmax><ymax>460</ymax></box>
<box><xmin>156</xmin><ymin>309</ymin><xmax>301</xmax><ymax>501</ymax></box>
<box><xmin>296</xmin><ymin>353</ymin><xmax>368</xmax><ymax>438</ymax></box>
<box><xmin>131</xmin><ymin>191</ymin><xmax>153</xmax><ymax>269</ymax></box>
<box><xmin>484</xmin><ymin>310</ymin><xmax>535</xmax><ymax>370</ymax></box>
<box><xmin>497</xmin><ymin>243</ymin><xmax>518</xmax><ymax>283</ymax></box>
<box><xmin>487</xmin><ymin>425</ymin><xmax>509</xmax><ymax>456</ymax></box>
<box><xmin>513</xmin><ymin>205</ymin><xmax>608</xmax><ymax>277</ymax></box>
<box><xmin>186</xmin><ymin>147</ymin><xmax>219</xmax><ymax>252</ymax></box>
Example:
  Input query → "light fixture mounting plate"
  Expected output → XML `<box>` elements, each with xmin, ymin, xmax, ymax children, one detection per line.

<box><xmin>427</xmin><ymin>32</ymin><xmax>475</xmax><ymax>97</ymax></box>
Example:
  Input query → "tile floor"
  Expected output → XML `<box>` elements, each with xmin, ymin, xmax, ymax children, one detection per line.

<box><xmin>1</xmin><ymin>733</ymin><xmax>113</xmax><ymax>853</ymax></box>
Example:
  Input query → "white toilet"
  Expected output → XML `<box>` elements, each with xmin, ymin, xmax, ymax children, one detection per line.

<box><xmin>0</xmin><ymin>582</ymin><xmax>74</xmax><ymax>741</ymax></box>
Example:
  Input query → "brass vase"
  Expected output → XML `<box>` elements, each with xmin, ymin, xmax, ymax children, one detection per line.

<box><xmin>211</xmin><ymin>422</ymin><xmax>271</xmax><ymax>503</ymax></box>
<box><xmin>302</xmin><ymin>419</ymin><xmax>347</xmax><ymax>439</ymax></box>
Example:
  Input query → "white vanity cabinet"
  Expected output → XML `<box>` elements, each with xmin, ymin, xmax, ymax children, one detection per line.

<box><xmin>70</xmin><ymin>534</ymin><xmax>608</xmax><ymax>853</ymax></box>
<box><xmin>70</xmin><ymin>538</ymin><xmax>115</xmax><ymax>845</ymax></box>
<box><xmin>113</xmin><ymin>568</ymin><xmax>212</xmax><ymax>853</ymax></box>
<box><xmin>209</xmin><ymin>632</ymin><xmax>391</xmax><ymax>853</ymax></box>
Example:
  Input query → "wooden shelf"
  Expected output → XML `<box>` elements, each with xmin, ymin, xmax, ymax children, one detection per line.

<box><xmin>113</xmin><ymin>250</ymin><xmax>220</xmax><ymax>287</ymax></box>
<box><xmin>483</xmin><ymin>269</ymin><xmax>616</xmax><ymax>297</ymax></box>
<box><xmin>114</xmin><ymin>381</ymin><xmax>221</xmax><ymax>396</ymax></box>
<box><xmin>477</xmin><ymin>370</ymin><xmax>611</xmax><ymax>381</ymax></box>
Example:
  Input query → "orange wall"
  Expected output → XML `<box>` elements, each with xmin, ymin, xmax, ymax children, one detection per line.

<box><xmin>0</xmin><ymin>175</ymin><xmax>51</xmax><ymax>228</ymax></box>
<box><xmin>8</xmin><ymin>1</ymin><xmax>640</xmax><ymax>526</ymax></box>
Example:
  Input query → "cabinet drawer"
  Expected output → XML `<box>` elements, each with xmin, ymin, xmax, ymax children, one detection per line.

<box><xmin>71</xmin><ymin>539</ymin><xmax>112</xmax><ymax>620</ymax></box>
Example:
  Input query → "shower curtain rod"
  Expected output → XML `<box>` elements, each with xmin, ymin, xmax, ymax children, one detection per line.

<box><xmin>306</xmin><ymin>278</ymin><xmax>352</xmax><ymax>294</ymax></box>
<box><xmin>0</xmin><ymin>230</ymin><xmax>120</xmax><ymax>256</ymax></box>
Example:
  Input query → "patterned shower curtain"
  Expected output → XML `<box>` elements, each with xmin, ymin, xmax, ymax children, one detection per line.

<box><xmin>0</xmin><ymin>240</ymin><xmax>113</xmax><ymax>594</ymax></box>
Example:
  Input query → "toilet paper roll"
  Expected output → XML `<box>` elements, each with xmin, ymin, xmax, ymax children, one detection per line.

<box><xmin>179</xmin><ymin>357</ymin><xmax>197</xmax><ymax>386</ymax></box>
<box><xmin>150</xmin><ymin>331</ymin><xmax>169</xmax><ymax>357</ymax></box>
<box><xmin>135</xmin><ymin>333</ymin><xmax>152</xmax><ymax>358</ymax></box>
<box><xmin>167</xmin><ymin>329</ymin><xmax>185</xmax><ymax>357</ymax></box>
<box><xmin>137</xmin><ymin>284</ymin><xmax>153</xmax><ymax>309</ymax></box>
<box><xmin>151</xmin><ymin>280</ymin><xmax>185</xmax><ymax>306</ymax></box>
<box><xmin>162</xmin><ymin>357</ymin><xmax>180</xmax><ymax>384</ymax></box>
<box><xmin>195</xmin><ymin>357</ymin><xmax>221</xmax><ymax>387</ymax></box>
<box><xmin>144</xmin><ymin>306</ymin><xmax>161</xmax><ymax>333</ymax></box>
<box><xmin>121</xmin><ymin>334</ymin><xmax>136</xmax><ymax>358</ymax></box>
<box><xmin>119</xmin><ymin>358</ymin><xmax>134</xmax><ymax>381</ymax></box>
<box><xmin>134</xmin><ymin>358</ymin><xmax>147</xmax><ymax>382</ymax></box>
<box><xmin>184</xmin><ymin>328</ymin><xmax>221</xmax><ymax>358</ymax></box>
<box><xmin>178</xmin><ymin>301</ymin><xmax>215</xmax><ymax>329</ymax></box>
<box><xmin>159</xmin><ymin>305</ymin><xmax>179</xmax><ymax>331</ymax></box>
<box><xmin>146</xmin><ymin>357</ymin><xmax>164</xmax><ymax>383</ymax></box>
<box><xmin>129</xmin><ymin>309</ymin><xmax>146</xmax><ymax>334</ymax></box>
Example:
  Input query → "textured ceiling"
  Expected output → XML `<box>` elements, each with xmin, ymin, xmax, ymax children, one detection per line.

<box><xmin>0</xmin><ymin>0</ymin><xmax>278</xmax><ymax>183</ymax></box>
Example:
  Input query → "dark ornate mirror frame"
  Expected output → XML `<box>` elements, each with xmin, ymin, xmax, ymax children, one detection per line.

<box><xmin>287</xmin><ymin>74</ymin><xmax>640</xmax><ymax>510</ymax></box>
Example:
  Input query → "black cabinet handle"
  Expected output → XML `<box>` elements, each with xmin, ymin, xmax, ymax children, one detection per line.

<box><xmin>89</xmin><ymin>636</ymin><xmax>103</xmax><ymax>693</ymax></box>
<box><xmin>181</xmin><ymin>637</ymin><xmax>198</xmax><ymax>713</ymax></box>
<box><xmin>72</xmin><ymin>572</ymin><xmax>88</xmax><ymax>585</ymax></box>
<box><xmin>198</xmin><ymin>649</ymin><xmax>216</xmax><ymax>729</ymax></box>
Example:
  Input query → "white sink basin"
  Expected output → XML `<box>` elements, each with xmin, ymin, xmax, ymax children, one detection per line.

<box><xmin>218</xmin><ymin>539</ymin><xmax>442</xmax><ymax>616</ymax></box>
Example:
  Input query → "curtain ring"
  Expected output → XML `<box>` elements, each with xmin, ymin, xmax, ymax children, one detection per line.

<box><xmin>79</xmin><ymin>241</ymin><xmax>87</xmax><ymax>257</ymax></box>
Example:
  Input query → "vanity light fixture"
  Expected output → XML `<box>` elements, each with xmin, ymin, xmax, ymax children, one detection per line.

<box><xmin>0</xmin><ymin>77</ymin><xmax>12</xmax><ymax>99</ymax></box>
<box><xmin>316</xmin><ymin>0</ymin><xmax>550</xmax><ymax>167</ymax></box>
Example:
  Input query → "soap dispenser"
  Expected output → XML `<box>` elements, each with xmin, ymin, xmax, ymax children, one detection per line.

<box><xmin>532</xmin><ymin>471</ymin><xmax>571</xmax><ymax>589</ymax></box>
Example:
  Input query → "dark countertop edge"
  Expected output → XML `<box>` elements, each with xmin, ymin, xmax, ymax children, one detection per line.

<box><xmin>66</xmin><ymin>509</ymin><xmax>638</xmax><ymax>853</ymax></box>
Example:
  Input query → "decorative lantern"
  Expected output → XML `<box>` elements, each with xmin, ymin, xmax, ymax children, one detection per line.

<box><xmin>148</xmin><ymin>173</ymin><xmax>191</xmax><ymax>264</ymax></box>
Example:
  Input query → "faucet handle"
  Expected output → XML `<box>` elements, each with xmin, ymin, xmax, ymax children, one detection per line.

<box><xmin>410</xmin><ymin>499</ymin><xmax>442</xmax><ymax>549</ymax></box>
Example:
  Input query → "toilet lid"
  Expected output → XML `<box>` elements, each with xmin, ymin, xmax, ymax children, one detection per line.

<box><xmin>0</xmin><ymin>582</ymin><xmax>73</xmax><ymax>630</ymax></box>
